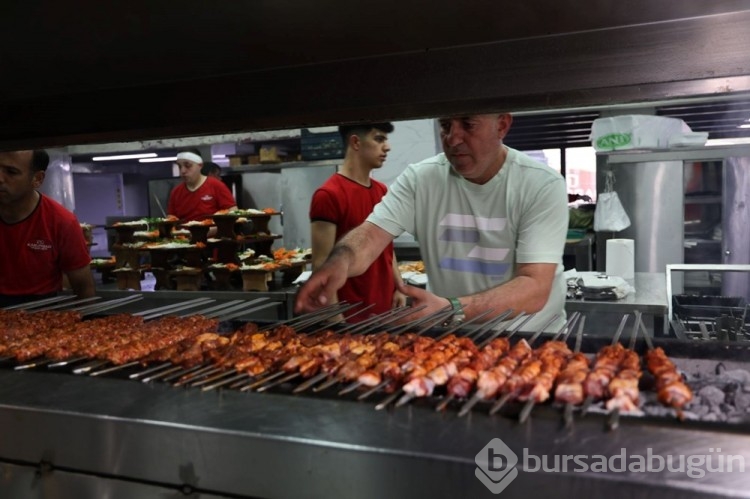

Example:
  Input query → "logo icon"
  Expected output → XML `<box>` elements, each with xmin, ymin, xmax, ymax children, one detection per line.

<box><xmin>475</xmin><ymin>438</ymin><xmax>519</xmax><ymax>494</ymax></box>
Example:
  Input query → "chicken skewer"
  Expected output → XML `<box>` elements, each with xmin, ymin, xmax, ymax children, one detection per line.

<box><xmin>336</xmin><ymin>309</ymin><xmax>455</xmax><ymax>397</ymax></box>
<box><xmin>369</xmin><ymin>310</ymin><xmax>498</xmax><ymax>410</ymax></box>
<box><xmin>393</xmin><ymin>310</ymin><xmax>516</xmax><ymax>407</ymax></box>
<box><xmin>434</xmin><ymin>313</ymin><xmax>535</xmax><ymax>412</ymax></box>
<box><xmin>299</xmin><ymin>309</ymin><xmax>454</xmax><ymax>394</ymax></box>
<box><xmin>174</xmin><ymin>303</ymin><xmax>365</xmax><ymax>387</ymax></box>
<box><xmin>457</xmin><ymin>314</ymin><xmax>560</xmax><ymax>417</ymax></box>
<box><xmin>243</xmin><ymin>306</ymin><xmax>431</xmax><ymax>393</ymax></box>
<box><xmin>580</xmin><ymin>314</ymin><xmax>630</xmax><ymax>416</ymax></box>
<box><xmin>641</xmin><ymin>319</ymin><xmax>693</xmax><ymax>419</ymax></box>
<box><xmin>488</xmin><ymin>315</ymin><xmax>578</xmax><ymax>416</ymax></box>
<box><xmin>605</xmin><ymin>311</ymin><xmax>643</xmax><ymax>430</ymax></box>
<box><xmin>516</xmin><ymin>313</ymin><xmax>582</xmax><ymax>423</ymax></box>
<box><xmin>555</xmin><ymin>315</ymin><xmax>588</xmax><ymax>428</ymax></box>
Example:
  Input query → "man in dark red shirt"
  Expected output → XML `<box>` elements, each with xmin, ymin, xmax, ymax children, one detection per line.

<box><xmin>0</xmin><ymin>150</ymin><xmax>95</xmax><ymax>307</ymax></box>
<box><xmin>167</xmin><ymin>150</ymin><xmax>237</xmax><ymax>222</ymax></box>
<box><xmin>309</xmin><ymin>123</ymin><xmax>405</xmax><ymax>322</ymax></box>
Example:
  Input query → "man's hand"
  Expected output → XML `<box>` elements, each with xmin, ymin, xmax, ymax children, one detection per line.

<box><xmin>395</xmin><ymin>282</ymin><xmax>451</xmax><ymax>322</ymax></box>
<box><xmin>294</xmin><ymin>263</ymin><xmax>348</xmax><ymax>314</ymax></box>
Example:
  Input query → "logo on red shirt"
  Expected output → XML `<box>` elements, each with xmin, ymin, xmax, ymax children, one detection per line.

<box><xmin>201</xmin><ymin>195</ymin><xmax>214</xmax><ymax>202</ymax></box>
<box><xmin>27</xmin><ymin>239</ymin><xmax>53</xmax><ymax>251</ymax></box>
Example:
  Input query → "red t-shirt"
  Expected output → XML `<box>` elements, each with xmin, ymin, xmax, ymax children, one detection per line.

<box><xmin>0</xmin><ymin>194</ymin><xmax>91</xmax><ymax>297</ymax></box>
<box><xmin>310</xmin><ymin>173</ymin><xmax>395</xmax><ymax>322</ymax></box>
<box><xmin>167</xmin><ymin>177</ymin><xmax>236</xmax><ymax>222</ymax></box>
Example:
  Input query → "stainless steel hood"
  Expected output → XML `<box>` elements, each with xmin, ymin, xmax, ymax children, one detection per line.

<box><xmin>2</xmin><ymin>0</ymin><xmax>750</xmax><ymax>149</ymax></box>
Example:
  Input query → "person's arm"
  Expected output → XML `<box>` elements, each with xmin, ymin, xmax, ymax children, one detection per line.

<box><xmin>310</xmin><ymin>221</ymin><xmax>337</xmax><ymax>272</ymax></box>
<box><xmin>309</xmin><ymin>220</ymin><xmax>342</xmax><ymax>318</ymax></box>
<box><xmin>65</xmin><ymin>265</ymin><xmax>96</xmax><ymax>298</ymax></box>
<box><xmin>295</xmin><ymin>221</ymin><xmax>394</xmax><ymax>313</ymax></box>
<box><xmin>391</xmin><ymin>251</ymin><xmax>407</xmax><ymax>308</ymax></box>
<box><xmin>214</xmin><ymin>178</ymin><xmax>238</xmax><ymax>212</ymax></box>
<box><xmin>397</xmin><ymin>261</ymin><xmax>557</xmax><ymax>322</ymax></box>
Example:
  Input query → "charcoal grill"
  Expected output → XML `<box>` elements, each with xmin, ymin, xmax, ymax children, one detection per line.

<box><xmin>1</xmin><ymin>295</ymin><xmax>750</xmax><ymax>498</ymax></box>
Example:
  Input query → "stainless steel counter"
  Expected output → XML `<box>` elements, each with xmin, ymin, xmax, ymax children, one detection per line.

<box><xmin>0</xmin><ymin>359</ymin><xmax>749</xmax><ymax>499</ymax></box>
<box><xmin>566</xmin><ymin>272</ymin><xmax>668</xmax><ymax>335</ymax></box>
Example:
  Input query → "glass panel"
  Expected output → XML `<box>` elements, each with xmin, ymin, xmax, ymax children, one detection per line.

<box><xmin>683</xmin><ymin>160</ymin><xmax>723</xmax><ymax>269</ymax></box>
<box><xmin>565</xmin><ymin>146</ymin><xmax>597</xmax><ymax>201</ymax></box>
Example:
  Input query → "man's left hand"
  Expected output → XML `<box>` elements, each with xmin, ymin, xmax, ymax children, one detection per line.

<box><xmin>395</xmin><ymin>282</ymin><xmax>451</xmax><ymax>323</ymax></box>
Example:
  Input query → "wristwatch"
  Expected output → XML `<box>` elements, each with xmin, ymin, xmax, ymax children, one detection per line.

<box><xmin>448</xmin><ymin>297</ymin><xmax>465</xmax><ymax>326</ymax></box>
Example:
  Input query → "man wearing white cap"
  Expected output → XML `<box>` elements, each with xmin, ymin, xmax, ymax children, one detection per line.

<box><xmin>167</xmin><ymin>149</ymin><xmax>237</xmax><ymax>221</ymax></box>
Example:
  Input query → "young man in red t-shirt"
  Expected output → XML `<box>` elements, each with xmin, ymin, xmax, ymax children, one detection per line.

<box><xmin>167</xmin><ymin>150</ymin><xmax>237</xmax><ymax>222</ymax></box>
<box><xmin>0</xmin><ymin>150</ymin><xmax>95</xmax><ymax>307</ymax></box>
<box><xmin>309</xmin><ymin>123</ymin><xmax>405</xmax><ymax>322</ymax></box>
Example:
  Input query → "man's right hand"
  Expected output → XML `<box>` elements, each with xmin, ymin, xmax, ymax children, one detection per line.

<box><xmin>294</xmin><ymin>263</ymin><xmax>348</xmax><ymax>314</ymax></box>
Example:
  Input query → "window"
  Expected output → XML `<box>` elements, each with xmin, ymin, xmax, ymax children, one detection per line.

<box><xmin>521</xmin><ymin>147</ymin><xmax>597</xmax><ymax>201</ymax></box>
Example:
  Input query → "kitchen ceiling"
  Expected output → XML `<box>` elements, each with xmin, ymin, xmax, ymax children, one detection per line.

<box><xmin>2</xmin><ymin>1</ymin><xmax>750</xmax><ymax>149</ymax></box>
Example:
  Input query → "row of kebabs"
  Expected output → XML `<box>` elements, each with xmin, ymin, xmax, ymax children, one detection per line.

<box><xmin>0</xmin><ymin>309</ymin><xmax>692</xmax><ymax>413</ymax></box>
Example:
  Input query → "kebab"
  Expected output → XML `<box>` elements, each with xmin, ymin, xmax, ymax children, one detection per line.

<box><xmin>370</xmin><ymin>311</ymin><xmax>498</xmax><ymax>409</ymax></box>
<box><xmin>515</xmin><ymin>315</ymin><xmax>581</xmax><ymax>423</ymax></box>
<box><xmin>251</xmin><ymin>306</ymin><xmax>431</xmax><ymax>393</ymax></box>
<box><xmin>394</xmin><ymin>310</ymin><xmax>515</xmax><ymax>406</ymax></box>
<box><xmin>640</xmin><ymin>319</ymin><xmax>693</xmax><ymax>417</ymax></box>
<box><xmin>580</xmin><ymin>314</ymin><xmax>631</xmax><ymax>415</ymax></box>
<box><xmin>296</xmin><ymin>308</ymin><xmax>449</xmax><ymax>394</ymax></box>
<box><xmin>175</xmin><ymin>303</ymin><xmax>363</xmax><ymax>388</ymax></box>
<box><xmin>434</xmin><ymin>314</ymin><xmax>535</xmax><ymax>412</ymax></box>
<box><xmin>554</xmin><ymin>316</ymin><xmax>589</xmax><ymax>428</ymax></box>
<box><xmin>604</xmin><ymin>312</ymin><xmax>644</xmax><ymax>430</ymax></box>
<box><xmin>456</xmin><ymin>315</ymin><xmax>561</xmax><ymax>417</ymax></box>
<box><xmin>488</xmin><ymin>315</ymin><xmax>578</xmax><ymax>416</ymax></box>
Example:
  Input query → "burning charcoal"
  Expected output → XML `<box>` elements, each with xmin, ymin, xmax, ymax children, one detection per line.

<box><xmin>735</xmin><ymin>390</ymin><xmax>750</xmax><ymax>412</ymax></box>
<box><xmin>690</xmin><ymin>404</ymin><xmax>710</xmax><ymax>417</ymax></box>
<box><xmin>703</xmin><ymin>413</ymin><xmax>720</xmax><ymax>422</ymax></box>
<box><xmin>720</xmin><ymin>403</ymin><xmax>734</xmax><ymax>414</ymax></box>
<box><xmin>698</xmin><ymin>385</ymin><xmax>726</xmax><ymax>406</ymax></box>
<box><xmin>719</xmin><ymin>369</ymin><xmax>750</xmax><ymax>385</ymax></box>
<box><xmin>723</xmin><ymin>382</ymin><xmax>739</xmax><ymax>405</ymax></box>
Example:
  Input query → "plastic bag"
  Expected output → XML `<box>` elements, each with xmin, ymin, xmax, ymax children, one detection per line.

<box><xmin>594</xmin><ymin>171</ymin><xmax>631</xmax><ymax>232</ymax></box>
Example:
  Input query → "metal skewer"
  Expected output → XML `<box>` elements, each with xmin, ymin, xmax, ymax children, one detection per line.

<box><xmin>433</xmin><ymin>311</ymin><xmax>525</xmax><ymax>413</ymax></box>
<box><xmin>517</xmin><ymin>313</ymin><xmax>581</xmax><ymax>424</ymax></box>
<box><xmin>456</xmin><ymin>318</ymin><xmax>540</xmax><ymax>417</ymax></box>
<box><xmin>90</xmin><ymin>360</ymin><xmax>141</xmax><ymax>377</ymax></box>
<box><xmin>308</xmin><ymin>310</ymin><xmax>456</xmax><ymax>394</ymax></box>
<box><xmin>73</xmin><ymin>359</ymin><xmax>109</xmax><ymax>374</ymax></box>
<box><xmin>487</xmin><ymin>314</ymin><xmax>567</xmax><ymax>416</ymax></box>
<box><xmin>338</xmin><ymin>309</ymin><xmax>456</xmax><ymax>397</ymax></box>
<box><xmin>563</xmin><ymin>315</ymin><xmax>587</xmax><ymax>429</ymax></box>
<box><xmin>129</xmin><ymin>362</ymin><xmax>172</xmax><ymax>380</ymax></box>
<box><xmin>1</xmin><ymin>294</ymin><xmax>76</xmax><ymax>311</ymax></box>
<box><xmin>48</xmin><ymin>356</ymin><xmax>89</xmax><ymax>368</ymax></box>
<box><xmin>14</xmin><ymin>358</ymin><xmax>54</xmax><ymax>370</ymax></box>
<box><xmin>240</xmin><ymin>370</ymin><xmax>287</xmax><ymax>392</ymax></box>
<box><xmin>581</xmin><ymin>313</ymin><xmax>630</xmax><ymax>416</ymax></box>
<box><xmin>173</xmin><ymin>365</ymin><xmax>224</xmax><ymax>386</ymax></box>
<box><xmin>185</xmin><ymin>367</ymin><xmax>233</xmax><ymax>387</ymax></box>
<box><xmin>394</xmin><ymin>309</ymin><xmax>516</xmax><ymax>409</ymax></box>
<box><xmin>159</xmin><ymin>364</ymin><xmax>207</xmax><ymax>383</ymax></box>
<box><xmin>378</xmin><ymin>309</ymin><xmax>497</xmax><ymax>411</ymax></box>
<box><xmin>202</xmin><ymin>372</ymin><xmax>253</xmax><ymax>391</ymax></box>
<box><xmin>32</xmin><ymin>296</ymin><xmax>101</xmax><ymax>312</ymax></box>
<box><xmin>607</xmin><ymin>311</ymin><xmax>642</xmax><ymax>431</ymax></box>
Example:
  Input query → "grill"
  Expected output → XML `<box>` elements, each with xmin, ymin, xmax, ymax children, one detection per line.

<box><xmin>2</xmin><ymin>295</ymin><xmax>750</xmax><ymax>498</ymax></box>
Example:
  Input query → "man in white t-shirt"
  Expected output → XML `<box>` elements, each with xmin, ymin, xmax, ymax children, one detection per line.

<box><xmin>296</xmin><ymin>114</ymin><xmax>568</xmax><ymax>331</ymax></box>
